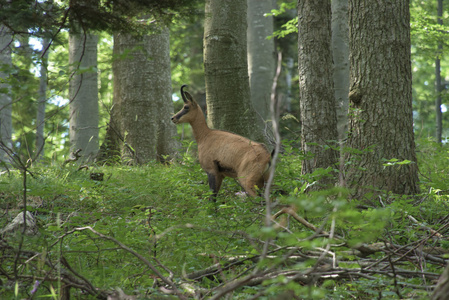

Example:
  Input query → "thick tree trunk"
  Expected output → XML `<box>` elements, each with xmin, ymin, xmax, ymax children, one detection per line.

<box><xmin>0</xmin><ymin>26</ymin><xmax>12</xmax><ymax>164</ymax></box>
<box><xmin>298</xmin><ymin>0</ymin><xmax>339</xmax><ymax>188</ymax></box>
<box><xmin>69</xmin><ymin>32</ymin><xmax>99</xmax><ymax>163</ymax></box>
<box><xmin>346</xmin><ymin>0</ymin><xmax>419</xmax><ymax>200</ymax></box>
<box><xmin>36</xmin><ymin>38</ymin><xmax>50</xmax><ymax>161</ymax></box>
<box><xmin>204</xmin><ymin>0</ymin><xmax>266</xmax><ymax>143</ymax></box>
<box><xmin>105</xmin><ymin>27</ymin><xmax>178</xmax><ymax>164</ymax></box>
<box><xmin>247</xmin><ymin>0</ymin><xmax>275</xmax><ymax>122</ymax></box>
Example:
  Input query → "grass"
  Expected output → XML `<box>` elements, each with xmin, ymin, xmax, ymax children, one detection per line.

<box><xmin>1</xmin><ymin>139</ymin><xmax>449</xmax><ymax>299</ymax></box>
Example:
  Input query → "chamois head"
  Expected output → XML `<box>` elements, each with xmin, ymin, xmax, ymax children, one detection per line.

<box><xmin>171</xmin><ymin>85</ymin><xmax>201</xmax><ymax>124</ymax></box>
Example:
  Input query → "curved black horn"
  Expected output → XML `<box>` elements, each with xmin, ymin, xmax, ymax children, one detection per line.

<box><xmin>181</xmin><ymin>85</ymin><xmax>188</xmax><ymax>103</ymax></box>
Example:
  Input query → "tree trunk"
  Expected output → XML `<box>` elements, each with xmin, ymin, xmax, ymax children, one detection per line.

<box><xmin>331</xmin><ymin>0</ymin><xmax>349</xmax><ymax>143</ymax></box>
<box><xmin>204</xmin><ymin>0</ymin><xmax>267</xmax><ymax>143</ymax></box>
<box><xmin>36</xmin><ymin>38</ymin><xmax>50</xmax><ymax>161</ymax></box>
<box><xmin>0</xmin><ymin>26</ymin><xmax>12</xmax><ymax>164</ymax></box>
<box><xmin>297</xmin><ymin>0</ymin><xmax>339</xmax><ymax>188</ymax></box>
<box><xmin>346</xmin><ymin>0</ymin><xmax>419</xmax><ymax>200</ymax></box>
<box><xmin>104</xmin><ymin>27</ymin><xmax>179</xmax><ymax>164</ymax></box>
<box><xmin>435</xmin><ymin>0</ymin><xmax>443</xmax><ymax>143</ymax></box>
<box><xmin>247</xmin><ymin>0</ymin><xmax>275</xmax><ymax>122</ymax></box>
<box><xmin>69</xmin><ymin>32</ymin><xmax>99</xmax><ymax>163</ymax></box>
<box><xmin>432</xmin><ymin>262</ymin><xmax>449</xmax><ymax>300</ymax></box>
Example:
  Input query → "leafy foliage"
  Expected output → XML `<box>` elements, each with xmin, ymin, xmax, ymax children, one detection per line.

<box><xmin>410</xmin><ymin>0</ymin><xmax>449</xmax><ymax>139</ymax></box>
<box><xmin>0</xmin><ymin>0</ymin><xmax>203</xmax><ymax>38</ymax></box>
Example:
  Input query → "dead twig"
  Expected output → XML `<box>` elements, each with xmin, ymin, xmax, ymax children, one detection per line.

<box><xmin>63</xmin><ymin>148</ymin><xmax>82</xmax><ymax>165</ymax></box>
<box><xmin>60</xmin><ymin>226</ymin><xmax>187</xmax><ymax>300</ymax></box>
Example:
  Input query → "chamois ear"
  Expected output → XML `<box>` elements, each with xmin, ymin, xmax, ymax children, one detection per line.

<box><xmin>180</xmin><ymin>85</ymin><xmax>197</xmax><ymax>106</ymax></box>
<box><xmin>184</xmin><ymin>91</ymin><xmax>195</xmax><ymax>103</ymax></box>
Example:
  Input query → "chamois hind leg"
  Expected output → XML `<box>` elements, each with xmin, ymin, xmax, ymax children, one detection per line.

<box><xmin>241</xmin><ymin>168</ymin><xmax>271</xmax><ymax>197</ymax></box>
<box><xmin>207</xmin><ymin>172</ymin><xmax>224</xmax><ymax>200</ymax></box>
<box><xmin>260</xmin><ymin>169</ymin><xmax>271</xmax><ymax>190</ymax></box>
<box><xmin>240</xmin><ymin>174</ymin><xmax>262</xmax><ymax>197</ymax></box>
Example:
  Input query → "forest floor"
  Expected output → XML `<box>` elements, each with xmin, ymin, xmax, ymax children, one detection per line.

<box><xmin>0</xmin><ymin>139</ymin><xmax>448</xmax><ymax>299</ymax></box>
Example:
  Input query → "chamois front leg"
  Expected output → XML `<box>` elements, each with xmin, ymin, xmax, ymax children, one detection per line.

<box><xmin>207</xmin><ymin>172</ymin><xmax>223</xmax><ymax>201</ymax></box>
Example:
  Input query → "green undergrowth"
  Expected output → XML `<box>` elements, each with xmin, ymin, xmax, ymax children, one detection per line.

<box><xmin>1</xmin><ymin>139</ymin><xmax>449</xmax><ymax>299</ymax></box>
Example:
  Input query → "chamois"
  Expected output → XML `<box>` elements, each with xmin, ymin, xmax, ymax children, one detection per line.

<box><xmin>171</xmin><ymin>85</ymin><xmax>271</xmax><ymax>198</ymax></box>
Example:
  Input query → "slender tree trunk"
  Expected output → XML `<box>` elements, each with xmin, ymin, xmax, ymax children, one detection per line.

<box><xmin>346</xmin><ymin>0</ymin><xmax>419</xmax><ymax>200</ymax></box>
<box><xmin>435</xmin><ymin>0</ymin><xmax>443</xmax><ymax>143</ymax></box>
<box><xmin>104</xmin><ymin>27</ymin><xmax>178</xmax><ymax>164</ymax></box>
<box><xmin>247</xmin><ymin>0</ymin><xmax>275</xmax><ymax>122</ymax></box>
<box><xmin>0</xmin><ymin>26</ymin><xmax>12</xmax><ymax>164</ymax></box>
<box><xmin>298</xmin><ymin>0</ymin><xmax>339</xmax><ymax>188</ymax></box>
<box><xmin>36</xmin><ymin>38</ymin><xmax>50</xmax><ymax>161</ymax></box>
<box><xmin>331</xmin><ymin>0</ymin><xmax>349</xmax><ymax>187</ymax></box>
<box><xmin>15</xmin><ymin>36</ymin><xmax>35</xmax><ymax>157</ymax></box>
<box><xmin>204</xmin><ymin>0</ymin><xmax>266</xmax><ymax>143</ymax></box>
<box><xmin>331</xmin><ymin>0</ymin><xmax>349</xmax><ymax>143</ymax></box>
<box><xmin>69</xmin><ymin>32</ymin><xmax>99</xmax><ymax>163</ymax></box>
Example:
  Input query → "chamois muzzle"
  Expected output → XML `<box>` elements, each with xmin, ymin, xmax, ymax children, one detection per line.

<box><xmin>171</xmin><ymin>113</ymin><xmax>184</xmax><ymax>124</ymax></box>
<box><xmin>171</xmin><ymin>85</ymin><xmax>190</xmax><ymax>124</ymax></box>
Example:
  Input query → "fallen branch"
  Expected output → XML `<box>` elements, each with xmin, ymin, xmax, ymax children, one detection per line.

<box><xmin>273</xmin><ymin>206</ymin><xmax>323</xmax><ymax>233</ymax></box>
<box><xmin>63</xmin><ymin>148</ymin><xmax>82</xmax><ymax>165</ymax></box>
<box><xmin>60</xmin><ymin>226</ymin><xmax>187</xmax><ymax>300</ymax></box>
<box><xmin>407</xmin><ymin>214</ymin><xmax>443</xmax><ymax>238</ymax></box>
<box><xmin>0</xmin><ymin>240</ymin><xmax>108</xmax><ymax>299</ymax></box>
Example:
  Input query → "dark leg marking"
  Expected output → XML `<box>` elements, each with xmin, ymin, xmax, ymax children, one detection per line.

<box><xmin>207</xmin><ymin>173</ymin><xmax>219</xmax><ymax>201</ymax></box>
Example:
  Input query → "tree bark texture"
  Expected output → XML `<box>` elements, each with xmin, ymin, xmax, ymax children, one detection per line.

<box><xmin>69</xmin><ymin>32</ymin><xmax>99</xmax><ymax>163</ymax></box>
<box><xmin>433</xmin><ymin>262</ymin><xmax>449</xmax><ymax>300</ymax></box>
<box><xmin>346</xmin><ymin>0</ymin><xmax>419</xmax><ymax>199</ymax></box>
<box><xmin>0</xmin><ymin>26</ymin><xmax>12</xmax><ymax>164</ymax></box>
<box><xmin>297</xmin><ymin>0</ymin><xmax>339</xmax><ymax>187</ymax></box>
<box><xmin>111</xmin><ymin>27</ymin><xmax>179</xmax><ymax>164</ymax></box>
<box><xmin>331</xmin><ymin>0</ymin><xmax>349</xmax><ymax>143</ymax></box>
<box><xmin>204</xmin><ymin>0</ymin><xmax>266</xmax><ymax>143</ymax></box>
<box><xmin>247</xmin><ymin>0</ymin><xmax>275</xmax><ymax>122</ymax></box>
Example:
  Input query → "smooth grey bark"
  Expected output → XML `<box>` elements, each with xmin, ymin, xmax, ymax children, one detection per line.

<box><xmin>298</xmin><ymin>0</ymin><xmax>339</xmax><ymax>188</ymax></box>
<box><xmin>0</xmin><ymin>26</ymin><xmax>12</xmax><ymax>164</ymax></box>
<box><xmin>331</xmin><ymin>0</ymin><xmax>349</xmax><ymax>143</ymax></box>
<box><xmin>36</xmin><ymin>38</ymin><xmax>50</xmax><ymax>161</ymax></box>
<box><xmin>110</xmin><ymin>27</ymin><xmax>179</xmax><ymax>164</ymax></box>
<box><xmin>69</xmin><ymin>32</ymin><xmax>99</xmax><ymax>163</ymax></box>
<box><xmin>247</xmin><ymin>0</ymin><xmax>275</xmax><ymax>122</ymax></box>
<box><xmin>204</xmin><ymin>0</ymin><xmax>266</xmax><ymax>143</ymax></box>
<box><xmin>346</xmin><ymin>0</ymin><xmax>419</xmax><ymax>200</ymax></box>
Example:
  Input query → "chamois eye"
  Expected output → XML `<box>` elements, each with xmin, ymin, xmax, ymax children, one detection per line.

<box><xmin>184</xmin><ymin>105</ymin><xmax>189</xmax><ymax>110</ymax></box>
